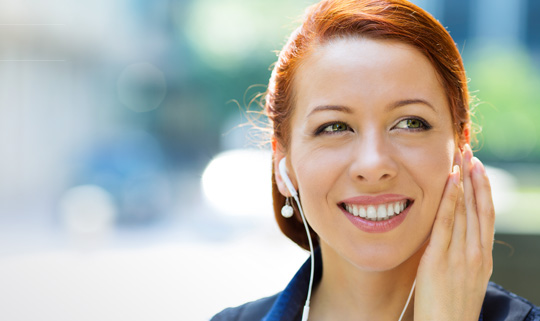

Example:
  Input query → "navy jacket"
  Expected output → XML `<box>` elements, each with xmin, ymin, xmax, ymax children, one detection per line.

<box><xmin>212</xmin><ymin>250</ymin><xmax>540</xmax><ymax>321</ymax></box>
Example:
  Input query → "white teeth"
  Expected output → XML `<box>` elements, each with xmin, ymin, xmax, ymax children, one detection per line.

<box><xmin>387</xmin><ymin>203</ymin><xmax>394</xmax><ymax>216</ymax></box>
<box><xmin>377</xmin><ymin>205</ymin><xmax>387</xmax><ymax>220</ymax></box>
<box><xmin>367</xmin><ymin>206</ymin><xmax>377</xmax><ymax>219</ymax></box>
<box><xmin>343</xmin><ymin>200</ymin><xmax>409</xmax><ymax>221</ymax></box>
<box><xmin>359</xmin><ymin>207</ymin><xmax>367</xmax><ymax>218</ymax></box>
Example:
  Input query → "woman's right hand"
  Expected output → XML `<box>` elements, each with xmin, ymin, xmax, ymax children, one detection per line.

<box><xmin>414</xmin><ymin>144</ymin><xmax>495</xmax><ymax>321</ymax></box>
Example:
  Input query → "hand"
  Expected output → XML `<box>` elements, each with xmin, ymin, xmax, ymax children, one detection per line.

<box><xmin>414</xmin><ymin>144</ymin><xmax>495</xmax><ymax>321</ymax></box>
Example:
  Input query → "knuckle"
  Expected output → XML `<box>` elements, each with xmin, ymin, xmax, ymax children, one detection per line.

<box><xmin>439</xmin><ymin>215</ymin><xmax>454</xmax><ymax>229</ymax></box>
<box><xmin>455</xmin><ymin>200</ymin><xmax>466</xmax><ymax>216</ymax></box>
<box><xmin>468</xmin><ymin>248</ymin><xmax>483</xmax><ymax>265</ymax></box>
<box><xmin>466</xmin><ymin>196</ymin><xmax>477</xmax><ymax>212</ymax></box>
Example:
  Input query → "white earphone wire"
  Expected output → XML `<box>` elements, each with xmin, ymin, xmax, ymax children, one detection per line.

<box><xmin>291</xmin><ymin>195</ymin><xmax>315</xmax><ymax>321</ymax></box>
<box><xmin>279</xmin><ymin>158</ymin><xmax>415</xmax><ymax>321</ymax></box>
<box><xmin>398</xmin><ymin>278</ymin><xmax>416</xmax><ymax>321</ymax></box>
<box><xmin>279</xmin><ymin>158</ymin><xmax>314</xmax><ymax>321</ymax></box>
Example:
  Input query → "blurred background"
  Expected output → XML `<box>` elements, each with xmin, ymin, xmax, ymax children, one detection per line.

<box><xmin>0</xmin><ymin>0</ymin><xmax>538</xmax><ymax>320</ymax></box>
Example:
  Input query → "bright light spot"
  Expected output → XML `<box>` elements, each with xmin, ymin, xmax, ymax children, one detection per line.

<box><xmin>485</xmin><ymin>165</ymin><xmax>517</xmax><ymax>215</ymax></box>
<box><xmin>185</xmin><ymin>1</ymin><xmax>257</xmax><ymax>62</ymax></box>
<box><xmin>202</xmin><ymin>149</ymin><xmax>273</xmax><ymax>217</ymax></box>
<box><xmin>180</xmin><ymin>0</ymin><xmax>314</xmax><ymax>70</ymax></box>
<box><xmin>59</xmin><ymin>185</ymin><xmax>116</xmax><ymax>237</ymax></box>
<box><xmin>117</xmin><ymin>62</ymin><xmax>166</xmax><ymax>113</ymax></box>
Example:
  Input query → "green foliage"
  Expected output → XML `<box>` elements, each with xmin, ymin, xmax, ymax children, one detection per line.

<box><xmin>467</xmin><ymin>45</ymin><xmax>540</xmax><ymax>162</ymax></box>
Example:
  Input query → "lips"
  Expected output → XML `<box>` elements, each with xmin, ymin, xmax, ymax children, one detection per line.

<box><xmin>338</xmin><ymin>194</ymin><xmax>413</xmax><ymax>233</ymax></box>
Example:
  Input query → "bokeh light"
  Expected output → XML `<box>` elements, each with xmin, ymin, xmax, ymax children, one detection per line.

<box><xmin>202</xmin><ymin>149</ymin><xmax>273</xmax><ymax>217</ymax></box>
<box><xmin>59</xmin><ymin>185</ymin><xmax>116</xmax><ymax>247</ymax></box>
<box><xmin>117</xmin><ymin>62</ymin><xmax>167</xmax><ymax>113</ymax></box>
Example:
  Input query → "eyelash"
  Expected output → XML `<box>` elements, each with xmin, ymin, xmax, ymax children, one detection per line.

<box><xmin>313</xmin><ymin>117</ymin><xmax>432</xmax><ymax>136</ymax></box>
<box><xmin>394</xmin><ymin>117</ymin><xmax>432</xmax><ymax>131</ymax></box>
<box><xmin>314</xmin><ymin>121</ymin><xmax>353</xmax><ymax>135</ymax></box>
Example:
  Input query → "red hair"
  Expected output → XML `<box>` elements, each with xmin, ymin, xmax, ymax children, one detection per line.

<box><xmin>266</xmin><ymin>0</ymin><xmax>470</xmax><ymax>250</ymax></box>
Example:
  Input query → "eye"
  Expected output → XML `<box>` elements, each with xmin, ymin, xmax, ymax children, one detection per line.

<box><xmin>394</xmin><ymin>117</ymin><xmax>431</xmax><ymax>131</ymax></box>
<box><xmin>316</xmin><ymin>122</ymin><xmax>352</xmax><ymax>135</ymax></box>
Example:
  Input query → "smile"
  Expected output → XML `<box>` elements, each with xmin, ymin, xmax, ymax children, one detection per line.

<box><xmin>341</xmin><ymin>200</ymin><xmax>411</xmax><ymax>222</ymax></box>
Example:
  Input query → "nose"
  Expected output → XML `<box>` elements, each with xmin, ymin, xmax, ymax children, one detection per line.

<box><xmin>349</xmin><ymin>133</ymin><xmax>398</xmax><ymax>183</ymax></box>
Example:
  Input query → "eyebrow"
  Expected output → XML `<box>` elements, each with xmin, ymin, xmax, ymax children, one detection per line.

<box><xmin>389</xmin><ymin>99</ymin><xmax>435</xmax><ymax>111</ymax></box>
<box><xmin>307</xmin><ymin>105</ymin><xmax>353</xmax><ymax>117</ymax></box>
<box><xmin>307</xmin><ymin>99</ymin><xmax>435</xmax><ymax>117</ymax></box>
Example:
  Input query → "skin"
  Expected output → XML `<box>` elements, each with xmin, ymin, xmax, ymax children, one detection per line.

<box><xmin>273</xmin><ymin>37</ymin><xmax>494</xmax><ymax>320</ymax></box>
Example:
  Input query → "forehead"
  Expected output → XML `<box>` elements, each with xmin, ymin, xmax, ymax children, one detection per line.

<box><xmin>293</xmin><ymin>37</ymin><xmax>449</xmax><ymax>116</ymax></box>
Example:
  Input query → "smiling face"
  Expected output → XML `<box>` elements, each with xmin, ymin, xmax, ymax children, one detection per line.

<box><xmin>276</xmin><ymin>37</ymin><xmax>458</xmax><ymax>271</ymax></box>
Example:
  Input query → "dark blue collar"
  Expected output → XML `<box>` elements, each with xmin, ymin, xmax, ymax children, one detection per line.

<box><xmin>262</xmin><ymin>249</ymin><xmax>322</xmax><ymax>321</ymax></box>
<box><xmin>261</xmin><ymin>248</ymin><xmax>537</xmax><ymax>321</ymax></box>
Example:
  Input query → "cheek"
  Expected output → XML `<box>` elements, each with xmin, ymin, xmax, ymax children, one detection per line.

<box><xmin>399</xmin><ymin>138</ymin><xmax>454</xmax><ymax>212</ymax></box>
<box><xmin>294</xmin><ymin>147</ymin><xmax>345</xmax><ymax>198</ymax></box>
<box><xmin>290</xmin><ymin>142</ymin><xmax>352</xmax><ymax>218</ymax></box>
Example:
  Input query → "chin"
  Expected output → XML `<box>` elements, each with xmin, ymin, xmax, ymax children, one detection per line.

<box><xmin>339</xmin><ymin>238</ymin><xmax>429</xmax><ymax>273</ymax></box>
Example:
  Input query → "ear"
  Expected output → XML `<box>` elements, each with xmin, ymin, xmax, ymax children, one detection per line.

<box><xmin>273</xmin><ymin>142</ymin><xmax>297</xmax><ymax>198</ymax></box>
<box><xmin>454</xmin><ymin>123</ymin><xmax>471</xmax><ymax>154</ymax></box>
<box><xmin>463</xmin><ymin>123</ymin><xmax>471</xmax><ymax>145</ymax></box>
<box><xmin>453</xmin><ymin>123</ymin><xmax>471</xmax><ymax>167</ymax></box>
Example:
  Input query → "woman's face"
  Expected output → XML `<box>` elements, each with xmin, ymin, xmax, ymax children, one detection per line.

<box><xmin>277</xmin><ymin>37</ymin><xmax>458</xmax><ymax>271</ymax></box>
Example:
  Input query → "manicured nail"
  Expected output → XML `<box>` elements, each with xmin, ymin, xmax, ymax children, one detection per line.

<box><xmin>463</xmin><ymin>143</ymin><xmax>473</xmax><ymax>160</ymax></box>
<box><xmin>452</xmin><ymin>164</ymin><xmax>460</xmax><ymax>185</ymax></box>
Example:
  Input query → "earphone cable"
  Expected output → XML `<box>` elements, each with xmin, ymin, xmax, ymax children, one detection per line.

<box><xmin>293</xmin><ymin>194</ymin><xmax>315</xmax><ymax>321</ymax></box>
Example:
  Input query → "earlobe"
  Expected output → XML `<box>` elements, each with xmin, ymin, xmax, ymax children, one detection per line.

<box><xmin>455</xmin><ymin>124</ymin><xmax>470</xmax><ymax>153</ymax></box>
<box><xmin>462</xmin><ymin>124</ymin><xmax>471</xmax><ymax>146</ymax></box>
<box><xmin>273</xmin><ymin>147</ymin><xmax>297</xmax><ymax>197</ymax></box>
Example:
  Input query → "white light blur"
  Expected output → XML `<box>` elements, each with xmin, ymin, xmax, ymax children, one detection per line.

<box><xmin>202</xmin><ymin>149</ymin><xmax>273</xmax><ymax>217</ymax></box>
<box><xmin>59</xmin><ymin>185</ymin><xmax>116</xmax><ymax>243</ymax></box>
<box><xmin>485</xmin><ymin>165</ymin><xmax>518</xmax><ymax>215</ymax></box>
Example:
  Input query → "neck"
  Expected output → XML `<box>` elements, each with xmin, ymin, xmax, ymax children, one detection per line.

<box><xmin>309</xmin><ymin>241</ymin><xmax>426</xmax><ymax>321</ymax></box>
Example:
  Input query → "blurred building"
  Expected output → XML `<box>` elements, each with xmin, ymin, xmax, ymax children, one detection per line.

<box><xmin>414</xmin><ymin>0</ymin><xmax>540</xmax><ymax>58</ymax></box>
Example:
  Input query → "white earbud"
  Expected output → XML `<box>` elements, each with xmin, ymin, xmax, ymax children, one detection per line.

<box><xmin>279</xmin><ymin>157</ymin><xmax>297</xmax><ymax>197</ymax></box>
<box><xmin>276</xmin><ymin>157</ymin><xmax>415</xmax><ymax>321</ymax></box>
<box><xmin>278</xmin><ymin>157</ymin><xmax>312</xmax><ymax>321</ymax></box>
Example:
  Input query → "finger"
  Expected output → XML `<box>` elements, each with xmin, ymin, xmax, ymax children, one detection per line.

<box><xmin>471</xmin><ymin>157</ymin><xmax>495</xmax><ymax>251</ymax></box>
<box><xmin>463</xmin><ymin>144</ymin><xmax>481</xmax><ymax>247</ymax></box>
<box><xmin>453</xmin><ymin>147</ymin><xmax>463</xmax><ymax>168</ymax></box>
<box><xmin>450</xmin><ymin>147</ymin><xmax>465</xmax><ymax>247</ymax></box>
<box><xmin>430</xmin><ymin>165</ymin><xmax>461</xmax><ymax>251</ymax></box>
<box><xmin>450</xmin><ymin>176</ymin><xmax>467</xmax><ymax>247</ymax></box>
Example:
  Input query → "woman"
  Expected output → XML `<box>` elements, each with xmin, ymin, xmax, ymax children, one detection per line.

<box><xmin>212</xmin><ymin>0</ymin><xmax>539</xmax><ymax>320</ymax></box>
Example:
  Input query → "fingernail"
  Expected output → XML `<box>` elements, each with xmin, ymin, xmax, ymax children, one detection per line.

<box><xmin>464</xmin><ymin>143</ymin><xmax>473</xmax><ymax>159</ymax></box>
<box><xmin>452</xmin><ymin>164</ymin><xmax>460</xmax><ymax>184</ymax></box>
